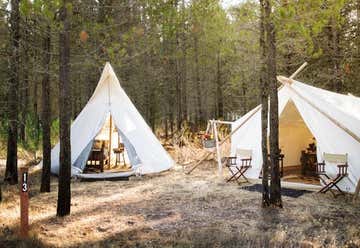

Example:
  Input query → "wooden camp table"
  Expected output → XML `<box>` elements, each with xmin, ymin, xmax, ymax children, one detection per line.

<box><xmin>113</xmin><ymin>145</ymin><xmax>126</xmax><ymax>166</ymax></box>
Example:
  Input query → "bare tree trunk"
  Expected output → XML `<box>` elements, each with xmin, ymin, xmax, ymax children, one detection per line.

<box><xmin>260</xmin><ymin>0</ymin><xmax>270</xmax><ymax>207</ymax></box>
<box><xmin>19</xmin><ymin>18</ymin><xmax>30</xmax><ymax>143</ymax></box>
<box><xmin>216</xmin><ymin>49</ymin><xmax>223</xmax><ymax>118</ymax></box>
<box><xmin>40</xmin><ymin>24</ymin><xmax>52</xmax><ymax>193</ymax></box>
<box><xmin>241</xmin><ymin>83</ymin><xmax>248</xmax><ymax>114</ymax></box>
<box><xmin>57</xmin><ymin>1</ymin><xmax>72</xmax><ymax>217</ymax></box>
<box><xmin>176</xmin><ymin>28</ymin><xmax>182</xmax><ymax>130</ymax></box>
<box><xmin>5</xmin><ymin>0</ymin><xmax>20</xmax><ymax>185</ymax></box>
<box><xmin>331</xmin><ymin>18</ymin><xmax>342</xmax><ymax>92</ymax></box>
<box><xmin>265</xmin><ymin>0</ymin><xmax>282</xmax><ymax>207</ymax></box>
<box><xmin>164</xmin><ymin>119</ymin><xmax>168</xmax><ymax>140</ymax></box>
<box><xmin>194</xmin><ymin>35</ymin><xmax>203</xmax><ymax>126</ymax></box>
<box><xmin>181</xmin><ymin>0</ymin><xmax>188</xmax><ymax>123</ymax></box>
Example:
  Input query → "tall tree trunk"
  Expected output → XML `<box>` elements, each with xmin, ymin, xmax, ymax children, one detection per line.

<box><xmin>265</xmin><ymin>0</ymin><xmax>282</xmax><ymax>207</ymax></box>
<box><xmin>241</xmin><ymin>83</ymin><xmax>247</xmax><ymax>114</ymax></box>
<box><xmin>164</xmin><ymin>119</ymin><xmax>168</xmax><ymax>140</ymax></box>
<box><xmin>194</xmin><ymin>35</ymin><xmax>203</xmax><ymax>126</ymax></box>
<box><xmin>19</xmin><ymin>18</ymin><xmax>30</xmax><ymax>143</ymax></box>
<box><xmin>57</xmin><ymin>1</ymin><xmax>72</xmax><ymax>217</ymax></box>
<box><xmin>216</xmin><ymin>50</ymin><xmax>223</xmax><ymax>118</ymax></box>
<box><xmin>181</xmin><ymin>0</ymin><xmax>187</xmax><ymax>123</ymax></box>
<box><xmin>260</xmin><ymin>0</ymin><xmax>270</xmax><ymax>207</ymax></box>
<box><xmin>331</xmin><ymin>18</ymin><xmax>342</xmax><ymax>92</ymax></box>
<box><xmin>40</xmin><ymin>24</ymin><xmax>52</xmax><ymax>193</ymax></box>
<box><xmin>5</xmin><ymin>0</ymin><xmax>20</xmax><ymax>185</ymax></box>
<box><xmin>176</xmin><ymin>30</ymin><xmax>182</xmax><ymax>130</ymax></box>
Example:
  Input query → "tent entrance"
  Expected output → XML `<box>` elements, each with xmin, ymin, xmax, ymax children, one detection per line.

<box><xmin>83</xmin><ymin>114</ymin><xmax>133</xmax><ymax>174</ymax></box>
<box><xmin>278</xmin><ymin>100</ymin><xmax>320</xmax><ymax>185</ymax></box>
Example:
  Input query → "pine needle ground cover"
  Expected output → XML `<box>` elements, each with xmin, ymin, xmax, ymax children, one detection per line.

<box><xmin>1</xmin><ymin>159</ymin><xmax>360</xmax><ymax>247</ymax></box>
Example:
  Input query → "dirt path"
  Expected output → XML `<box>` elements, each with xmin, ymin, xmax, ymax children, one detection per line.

<box><xmin>1</xmin><ymin>162</ymin><xmax>360</xmax><ymax>247</ymax></box>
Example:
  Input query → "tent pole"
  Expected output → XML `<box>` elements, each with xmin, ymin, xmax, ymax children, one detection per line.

<box><xmin>212</xmin><ymin>120</ymin><xmax>234</xmax><ymax>125</ymax></box>
<box><xmin>213</xmin><ymin>120</ymin><xmax>222</xmax><ymax>178</ymax></box>
<box><xmin>289</xmin><ymin>62</ymin><xmax>308</xmax><ymax>79</ymax></box>
<box><xmin>109</xmin><ymin>115</ymin><xmax>112</xmax><ymax>166</ymax></box>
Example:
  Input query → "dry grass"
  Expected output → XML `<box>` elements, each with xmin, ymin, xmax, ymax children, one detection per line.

<box><xmin>1</xmin><ymin>154</ymin><xmax>360</xmax><ymax>247</ymax></box>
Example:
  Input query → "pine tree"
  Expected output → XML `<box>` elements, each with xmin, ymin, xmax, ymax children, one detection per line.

<box><xmin>40</xmin><ymin>24</ymin><xmax>52</xmax><ymax>193</ymax></box>
<box><xmin>259</xmin><ymin>0</ymin><xmax>270</xmax><ymax>207</ymax></box>
<box><xmin>57</xmin><ymin>0</ymin><xmax>72</xmax><ymax>217</ymax></box>
<box><xmin>5</xmin><ymin>0</ymin><xmax>21</xmax><ymax>185</ymax></box>
<box><xmin>265</xmin><ymin>0</ymin><xmax>282</xmax><ymax>208</ymax></box>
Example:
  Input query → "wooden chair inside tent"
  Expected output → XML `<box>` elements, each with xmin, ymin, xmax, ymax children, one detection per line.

<box><xmin>87</xmin><ymin>140</ymin><xmax>109</xmax><ymax>172</ymax></box>
<box><xmin>224</xmin><ymin>149</ymin><xmax>252</xmax><ymax>183</ymax></box>
<box><xmin>316</xmin><ymin>152</ymin><xmax>349</xmax><ymax>197</ymax></box>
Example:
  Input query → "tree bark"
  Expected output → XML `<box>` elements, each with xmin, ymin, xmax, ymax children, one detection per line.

<box><xmin>194</xmin><ymin>34</ymin><xmax>203</xmax><ymax>126</ymax></box>
<box><xmin>181</xmin><ymin>0</ymin><xmax>188</xmax><ymax>123</ymax></box>
<box><xmin>57</xmin><ymin>1</ymin><xmax>72</xmax><ymax>217</ymax></box>
<box><xmin>216</xmin><ymin>49</ymin><xmax>224</xmax><ymax>119</ymax></box>
<box><xmin>260</xmin><ymin>0</ymin><xmax>270</xmax><ymax>207</ymax></box>
<box><xmin>265</xmin><ymin>0</ymin><xmax>282</xmax><ymax>207</ymax></box>
<box><xmin>331</xmin><ymin>18</ymin><xmax>342</xmax><ymax>92</ymax></box>
<box><xmin>19</xmin><ymin>17</ymin><xmax>30</xmax><ymax>143</ymax></box>
<box><xmin>40</xmin><ymin>24</ymin><xmax>52</xmax><ymax>193</ymax></box>
<box><xmin>176</xmin><ymin>29</ymin><xmax>182</xmax><ymax>130</ymax></box>
<box><xmin>5</xmin><ymin>0</ymin><xmax>21</xmax><ymax>185</ymax></box>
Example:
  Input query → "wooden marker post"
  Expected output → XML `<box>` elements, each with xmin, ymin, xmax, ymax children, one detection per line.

<box><xmin>20</xmin><ymin>167</ymin><xmax>29</xmax><ymax>238</ymax></box>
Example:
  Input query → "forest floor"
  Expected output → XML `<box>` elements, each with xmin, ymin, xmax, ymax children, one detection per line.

<box><xmin>1</xmin><ymin>158</ymin><xmax>360</xmax><ymax>247</ymax></box>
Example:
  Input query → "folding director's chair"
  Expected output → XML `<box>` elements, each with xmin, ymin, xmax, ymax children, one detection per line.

<box><xmin>224</xmin><ymin>149</ymin><xmax>252</xmax><ymax>183</ymax></box>
<box><xmin>316</xmin><ymin>152</ymin><xmax>349</xmax><ymax>197</ymax></box>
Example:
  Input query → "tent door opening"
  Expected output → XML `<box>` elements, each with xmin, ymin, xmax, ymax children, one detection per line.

<box><xmin>84</xmin><ymin>114</ymin><xmax>132</xmax><ymax>173</ymax></box>
<box><xmin>278</xmin><ymin>100</ymin><xmax>320</xmax><ymax>185</ymax></box>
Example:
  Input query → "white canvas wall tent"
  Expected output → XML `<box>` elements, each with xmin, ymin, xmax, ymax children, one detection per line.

<box><xmin>231</xmin><ymin>77</ymin><xmax>360</xmax><ymax>193</ymax></box>
<box><xmin>47</xmin><ymin>62</ymin><xmax>174</xmax><ymax>178</ymax></box>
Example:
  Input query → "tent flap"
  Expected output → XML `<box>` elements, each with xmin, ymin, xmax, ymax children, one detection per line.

<box><xmin>49</xmin><ymin>62</ymin><xmax>174</xmax><ymax>176</ymax></box>
<box><xmin>231</xmin><ymin>82</ymin><xmax>360</xmax><ymax>193</ymax></box>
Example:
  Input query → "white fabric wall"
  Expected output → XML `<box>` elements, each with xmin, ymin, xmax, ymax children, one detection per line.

<box><xmin>107</xmin><ymin>65</ymin><xmax>174</xmax><ymax>174</ymax></box>
<box><xmin>289</xmin><ymin>85</ymin><xmax>360</xmax><ymax>192</ymax></box>
<box><xmin>293</xmin><ymin>81</ymin><xmax>360</xmax><ymax>120</ymax></box>
<box><xmin>49</xmin><ymin>63</ymin><xmax>174</xmax><ymax>176</ymax></box>
<box><xmin>231</xmin><ymin>83</ymin><xmax>360</xmax><ymax>192</ymax></box>
<box><xmin>231</xmin><ymin>107</ymin><xmax>262</xmax><ymax>178</ymax></box>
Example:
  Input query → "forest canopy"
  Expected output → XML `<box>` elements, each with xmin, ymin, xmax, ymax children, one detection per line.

<box><xmin>0</xmin><ymin>0</ymin><xmax>359</xmax><ymax>152</ymax></box>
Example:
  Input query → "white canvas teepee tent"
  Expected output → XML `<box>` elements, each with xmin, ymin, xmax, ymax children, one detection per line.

<box><xmin>50</xmin><ymin>62</ymin><xmax>174</xmax><ymax>176</ymax></box>
<box><xmin>231</xmin><ymin>77</ymin><xmax>360</xmax><ymax>192</ymax></box>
